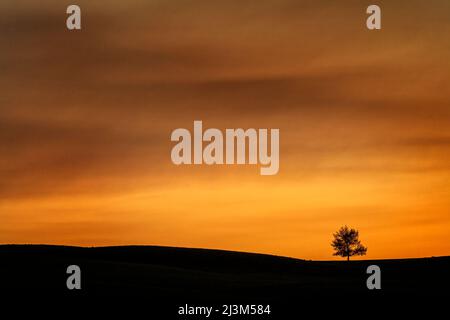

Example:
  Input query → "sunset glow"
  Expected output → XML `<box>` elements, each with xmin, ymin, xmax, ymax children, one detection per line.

<box><xmin>1</xmin><ymin>0</ymin><xmax>449</xmax><ymax>260</ymax></box>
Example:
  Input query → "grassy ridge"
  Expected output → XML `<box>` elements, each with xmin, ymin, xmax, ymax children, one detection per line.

<box><xmin>1</xmin><ymin>244</ymin><xmax>448</xmax><ymax>300</ymax></box>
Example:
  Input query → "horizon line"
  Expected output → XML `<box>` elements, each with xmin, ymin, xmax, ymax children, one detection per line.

<box><xmin>1</xmin><ymin>243</ymin><xmax>449</xmax><ymax>262</ymax></box>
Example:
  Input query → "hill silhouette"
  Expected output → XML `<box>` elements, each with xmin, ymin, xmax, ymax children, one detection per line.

<box><xmin>1</xmin><ymin>245</ymin><xmax>448</xmax><ymax>316</ymax></box>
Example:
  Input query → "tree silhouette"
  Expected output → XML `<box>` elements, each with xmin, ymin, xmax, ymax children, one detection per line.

<box><xmin>331</xmin><ymin>226</ymin><xmax>367</xmax><ymax>261</ymax></box>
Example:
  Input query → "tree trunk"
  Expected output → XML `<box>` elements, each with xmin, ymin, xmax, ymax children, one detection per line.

<box><xmin>347</xmin><ymin>255</ymin><xmax>350</xmax><ymax>261</ymax></box>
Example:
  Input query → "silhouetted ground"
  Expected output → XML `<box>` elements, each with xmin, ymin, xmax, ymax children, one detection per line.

<box><xmin>1</xmin><ymin>245</ymin><xmax>448</xmax><ymax>317</ymax></box>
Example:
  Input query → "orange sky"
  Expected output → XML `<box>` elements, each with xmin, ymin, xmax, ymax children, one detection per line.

<box><xmin>1</xmin><ymin>0</ymin><xmax>449</xmax><ymax>260</ymax></box>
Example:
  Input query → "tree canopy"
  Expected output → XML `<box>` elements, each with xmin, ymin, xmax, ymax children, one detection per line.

<box><xmin>331</xmin><ymin>226</ymin><xmax>367</xmax><ymax>260</ymax></box>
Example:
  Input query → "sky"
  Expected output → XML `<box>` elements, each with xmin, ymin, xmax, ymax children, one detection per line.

<box><xmin>1</xmin><ymin>0</ymin><xmax>449</xmax><ymax>260</ymax></box>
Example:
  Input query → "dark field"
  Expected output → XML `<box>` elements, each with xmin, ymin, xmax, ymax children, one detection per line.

<box><xmin>1</xmin><ymin>245</ymin><xmax>448</xmax><ymax>317</ymax></box>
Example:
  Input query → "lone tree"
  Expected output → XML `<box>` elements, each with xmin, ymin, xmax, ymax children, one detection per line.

<box><xmin>331</xmin><ymin>226</ymin><xmax>367</xmax><ymax>261</ymax></box>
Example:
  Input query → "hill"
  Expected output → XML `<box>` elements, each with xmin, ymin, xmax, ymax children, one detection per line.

<box><xmin>1</xmin><ymin>245</ymin><xmax>448</xmax><ymax>315</ymax></box>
